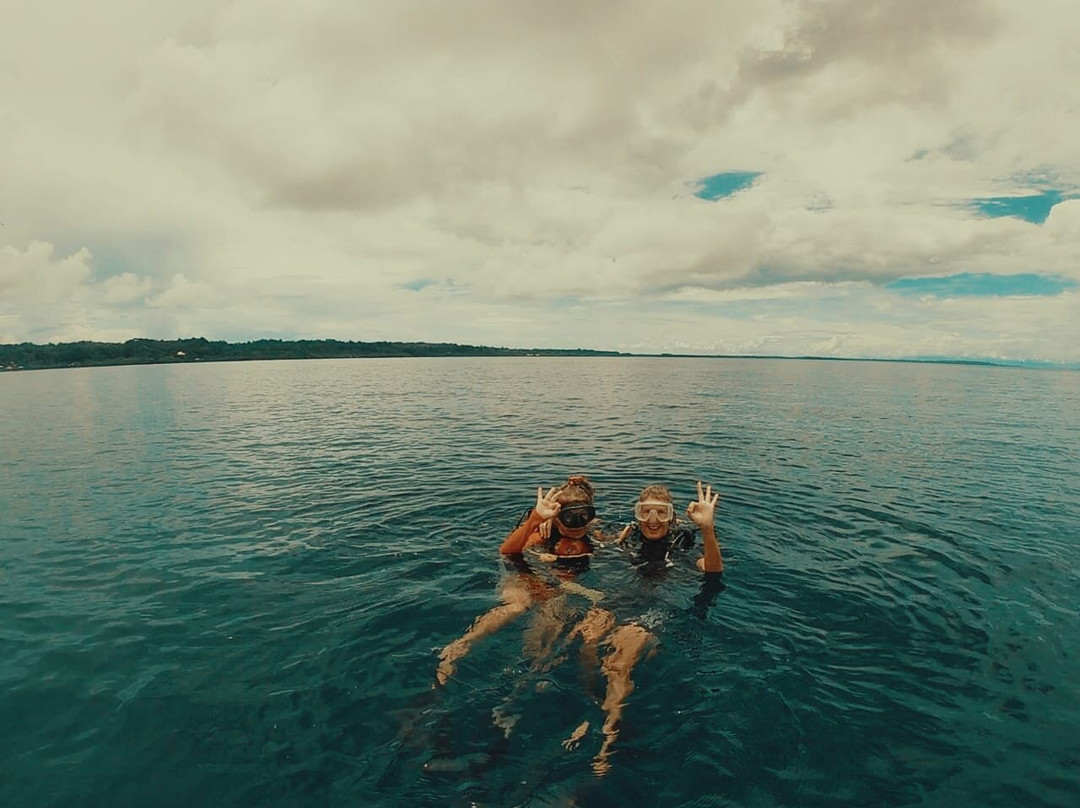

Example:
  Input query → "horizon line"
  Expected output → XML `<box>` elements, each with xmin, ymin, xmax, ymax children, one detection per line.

<box><xmin>1</xmin><ymin>337</ymin><xmax>1077</xmax><ymax>371</ymax></box>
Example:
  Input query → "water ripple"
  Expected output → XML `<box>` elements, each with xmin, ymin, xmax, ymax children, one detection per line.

<box><xmin>2</xmin><ymin>358</ymin><xmax>1078</xmax><ymax>807</ymax></box>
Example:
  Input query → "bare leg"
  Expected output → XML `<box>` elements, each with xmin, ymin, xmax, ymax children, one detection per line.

<box><xmin>592</xmin><ymin>624</ymin><xmax>655</xmax><ymax>775</ymax></box>
<box><xmin>436</xmin><ymin>582</ymin><xmax>534</xmax><ymax>685</ymax></box>
<box><xmin>490</xmin><ymin>596</ymin><xmax>565</xmax><ymax>740</ymax></box>
<box><xmin>569</xmin><ymin>607</ymin><xmax>616</xmax><ymax>645</ymax></box>
<box><xmin>522</xmin><ymin>594</ymin><xmax>569</xmax><ymax>670</ymax></box>
<box><xmin>493</xmin><ymin>594</ymin><xmax>574</xmax><ymax>737</ymax></box>
<box><xmin>557</xmin><ymin>607</ymin><xmax>616</xmax><ymax>748</ymax></box>
<box><xmin>568</xmin><ymin>607</ymin><xmax>616</xmax><ymax>690</ymax></box>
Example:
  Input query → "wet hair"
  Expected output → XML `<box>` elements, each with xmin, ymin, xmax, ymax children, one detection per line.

<box><xmin>554</xmin><ymin>474</ymin><xmax>594</xmax><ymax>505</ymax></box>
<box><xmin>637</xmin><ymin>484</ymin><xmax>672</xmax><ymax>504</ymax></box>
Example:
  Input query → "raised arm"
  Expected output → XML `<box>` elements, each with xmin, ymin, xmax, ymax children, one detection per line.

<box><xmin>500</xmin><ymin>487</ymin><xmax>562</xmax><ymax>555</ymax></box>
<box><xmin>686</xmin><ymin>481</ymin><xmax>723</xmax><ymax>573</ymax></box>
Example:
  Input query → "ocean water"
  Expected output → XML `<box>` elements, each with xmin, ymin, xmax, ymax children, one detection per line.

<box><xmin>1</xmin><ymin>357</ymin><xmax>1078</xmax><ymax>808</ymax></box>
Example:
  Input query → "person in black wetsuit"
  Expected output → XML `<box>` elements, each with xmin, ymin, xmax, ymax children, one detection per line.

<box><xmin>618</xmin><ymin>481</ymin><xmax>724</xmax><ymax>574</ymax></box>
<box><xmin>563</xmin><ymin>480</ymin><xmax>724</xmax><ymax>774</ymax></box>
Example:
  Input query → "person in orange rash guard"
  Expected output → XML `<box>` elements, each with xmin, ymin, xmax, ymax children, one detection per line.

<box><xmin>435</xmin><ymin>475</ymin><xmax>599</xmax><ymax>686</ymax></box>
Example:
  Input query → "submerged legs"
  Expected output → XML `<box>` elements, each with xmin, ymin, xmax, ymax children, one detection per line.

<box><xmin>436</xmin><ymin>585</ymin><xmax>657</xmax><ymax>778</ymax></box>
<box><xmin>592</xmin><ymin>623</ymin><xmax>655</xmax><ymax>775</ymax></box>
<box><xmin>522</xmin><ymin>594</ymin><xmax>572</xmax><ymax>669</ymax></box>
<box><xmin>558</xmin><ymin>614</ymin><xmax>656</xmax><ymax>775</ymax></box>
<box><xmin>436</xmin><ymin>583</ymin><xmax>534</xmax><ymax>686</ymax></box>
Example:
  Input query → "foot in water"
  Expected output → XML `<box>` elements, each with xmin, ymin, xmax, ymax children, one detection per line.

<box><xmin>435</xmin><ymin>638</ymin><xmax>470</xmax><ymax>686</ymax></box>
<box><xmin>562</xmin><ymin>720</ymin><xmax>589</xmax><ymax>750</ymax></box>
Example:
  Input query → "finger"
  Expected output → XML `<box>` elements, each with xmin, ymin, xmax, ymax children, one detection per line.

<box><xmin>705</xmin><ymin>484</ymin><xmax>712</xmax><ymax>501</ymax></box>
<box><xmin>536</xmin><ymin>487</ymin><xmax>544</xmax><ymax>504</ymax></box>
<box><xmin>547</xmin><ymin>486</ymin><xmax>558</xmax><ymax>501</ymax></box>
<box><xmin>697</xmin><ymin>480</ymin><xmax>704</xmax><ymax>500</ymax></box>
<box><xmin>711</xmin><ymin>493</ymin><xmax>720</xmax><ymax>507</ymax></box>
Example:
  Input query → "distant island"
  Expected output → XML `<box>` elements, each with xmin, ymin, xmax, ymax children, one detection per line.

<box><xmin>1</xmin><ymin>338</ymin><xmax>1073</xmax><ymax>372</ymax></box>
<box><xmin>0</xmin><ymin>337</ymin><xmax>624</xmax><ymax>371</ymax></box>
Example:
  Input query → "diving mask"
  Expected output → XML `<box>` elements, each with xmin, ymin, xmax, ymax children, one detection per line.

<box><xmin>556</xmin><ymin>504</ymin><xmax>596</xmax><ymax>529</ymax></box>
<box><xmin>634</xmin><ymin>501</ymin><xmax>674</xmax><ymax>523</ymax></box>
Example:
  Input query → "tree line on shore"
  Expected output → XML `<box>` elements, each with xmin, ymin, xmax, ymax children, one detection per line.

<box><xmin>0</xmin><ymin>338</ymin><xmax>621</xmax><ymax>370</ymax></box>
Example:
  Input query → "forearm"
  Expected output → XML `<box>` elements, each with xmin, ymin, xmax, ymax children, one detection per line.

<box><xmin>500</xmin><ymin>510</ymin><xmax>543</xmax><ymax>555</ymax></box>
<box><xmin>700</xmin><ymin>524</ymin><xmax>723</xmax><ymax>573</ymax></box>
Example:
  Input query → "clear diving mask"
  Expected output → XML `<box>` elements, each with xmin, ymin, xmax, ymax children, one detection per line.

<box><xmin>634</xmin><ymin>501</ymin><xmax>674</xmax><ymax>523</ymax></box>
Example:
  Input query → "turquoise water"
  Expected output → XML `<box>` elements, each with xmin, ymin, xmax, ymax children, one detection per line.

<box><xmin>2</xmin><ymin>357</ymin><xmax>1078</xmax><ymax>807</ymax></box>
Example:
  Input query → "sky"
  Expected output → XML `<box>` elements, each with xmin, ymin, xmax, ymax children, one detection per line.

<box><xmin>2</xmin><ymin>0</ymin><xmax>1079</xmax><ymax>362</ymax></box>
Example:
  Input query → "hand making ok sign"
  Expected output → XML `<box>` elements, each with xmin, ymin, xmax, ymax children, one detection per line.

<box><xmin>685</xmin><ymin>480</ymin><xmax>720</xmax><ymax>528</ymax></box>
<box><xmin>533</xmin><ymin>486</ymin><xmax>562</xmax><ymax>521</ymax></box>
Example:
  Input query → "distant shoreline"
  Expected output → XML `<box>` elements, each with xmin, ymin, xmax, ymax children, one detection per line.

<box><xmin>0</xmin><ymin>338</ymin><xmax>621</xmax><ymax>372</ymax></box>
<box><xmin>2</xmin><ymin>338</ymin><xmax>1073</xmax><ymax>372</ymax></box>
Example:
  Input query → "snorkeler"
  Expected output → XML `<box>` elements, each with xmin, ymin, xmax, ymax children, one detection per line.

<box><xmin>435</xmin><ymin>475</ymin><xmax>601</xmax><ymax>686</ymax></box>
<box><xmin>499</xmin><ymin>475</ymin><xmax>598</xmax><ymax>559</ymax></box>
<box><xmin>568</xmin><ymin>481</ymin><xmax>723</xmax><ymax>774</ymax></box>
<box><xmin>619</xmin><ymin>480</ymin><xmax>723</xmax><ymax>573</ymax></box>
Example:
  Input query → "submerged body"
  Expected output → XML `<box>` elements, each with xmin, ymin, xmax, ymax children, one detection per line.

<box><xmin>436</xmin><ymin>476</ymin><xmax>600</xmax><ymax>686</ymax></box>
<box><xmin>435</xmin><ymin>477</ymin><xmax>726</xmax><ymax>777</ymax></box>
<box><xmin>571</xmin><ymin>481</ymin><xmax>725</xmax><ymax>774</ymax></box>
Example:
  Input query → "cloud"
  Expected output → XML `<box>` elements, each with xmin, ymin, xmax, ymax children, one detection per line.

<box><xmin>685</xmin><ymin>0</ymin><xmax>1000</xmax><ymax>133</ymax></box>
<box><xmin>0</xmin><ymin>242</ymin><xmax>151</xmax><ymax>343</ymax></box>
<box><xmin>0</xmin><ymin>241</ymin><xmax>92</xmax><ymax>299</ymax></box>
<box><xmin>101</xmin><ymin>273</ymin><xmax>154</xmax><ymax>305</ymax></box>
<box><xmin>1</xmin><ymin>0</ymin><xmax>1079</xmax><ymax>361</ymax></box>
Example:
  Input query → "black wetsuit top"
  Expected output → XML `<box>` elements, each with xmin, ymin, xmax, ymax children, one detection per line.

<box><xmin>623</xmin><ymin>523</ymin><xmax>726</xmax><ymax>617</ymax></box>
<box><xmin>624</xmin><ymin>523</ymin><xmax>697</xmax><ymax>572</ymax></box>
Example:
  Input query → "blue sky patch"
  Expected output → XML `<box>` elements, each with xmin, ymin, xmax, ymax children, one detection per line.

<box><xmin>886</xmin><ymin>272</ymin><xmax>1075</xmax><ymax>298</ymax></box>
<box><xmin>695</xmin><ymin>171</ymin><xmax>762</xmax><ymax>201</ymax></box>
<box><xmin>968</xmin><ymin>190</ymin><xmax>1064</xmax><ymax>224</ymax></box>
<box><xmin>401</xmin><ymin>278</ymin><xmax>436</xmax><ymax>292</ymax></box>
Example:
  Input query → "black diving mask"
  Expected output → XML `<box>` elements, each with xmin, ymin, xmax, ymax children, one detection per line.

<box><xmin>556</xmin><ymin>504</ymin><xmax>596</xmax><ymax>529</ymax></box>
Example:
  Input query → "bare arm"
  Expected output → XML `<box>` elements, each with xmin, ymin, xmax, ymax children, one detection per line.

<box><xmin>500</xmin><ymin>487</ymin><xmax>561</xmax><ymax>555</ymax></box>
<box><xmin>499</xmin><ymin>511</ymin><xmax>544</xmax><ymax>555</ymax></box>
<box><xmin>687</xmin><ymin>481</ymin><xmax>723</xmax><ymax>573</ymax></box>
<box><xmin>698</xmin><ymin>523</ymin><xmax>724</xmax><ymax>573</ymax></box>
